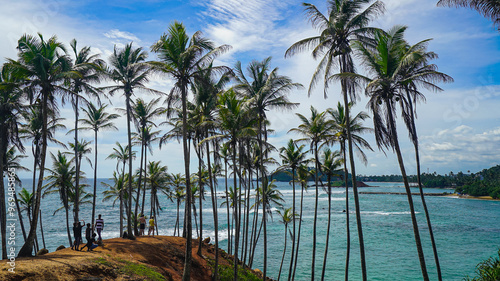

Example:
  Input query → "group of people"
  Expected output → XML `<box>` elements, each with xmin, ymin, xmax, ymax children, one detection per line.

<box><xmin>71</xmin><ymin>214</ymin><xmax>104</xmax><ymax>252</ymax></box>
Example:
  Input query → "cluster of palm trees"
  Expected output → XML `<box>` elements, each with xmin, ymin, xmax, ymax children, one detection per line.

<box><xmin>0</xmin><ymin>0</ymin><xmax>473</xmax><ymax>280</ymax></box>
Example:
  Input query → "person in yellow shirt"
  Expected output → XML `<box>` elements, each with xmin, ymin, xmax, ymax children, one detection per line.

<box><xmin>148</xmin><ymin>216</ymin><xmax>155</xmax><ymax>237</ymax></box>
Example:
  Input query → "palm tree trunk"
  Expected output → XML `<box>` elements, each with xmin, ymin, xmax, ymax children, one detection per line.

<box><xmin>288</xmin><ymin>167</ymin><xmax>296</xmax><ymax>281</ymax></box>
<box><xmin>311</xmin><ymin>144</ymin><xmax>319</xmax><ymax>281</ymax></box>
<box><xmin>14</xmin><ymin>191</ymin><xmax>27</xmax><ymax>242</ymax></box>
<box><xmin>0</xmin><ymin>138</ymin><xmax>8</xmax><ymax>259</ymax></box>
<box><xmin>232</xmin><ymin>141</ymin><xmax>240</xmax><ymax>281</ymax></box>
<box><xmin>278</xmin><ymin>223</ymin><xmax>288</xmax><ymax>281</ymax></box>
<box><xmin>119</xmin><ymin>190</ymin><xmax>124</xmax><ymax>237</ymax></box>
<box><xmin>342</xmin><ymin>142</ymin><xmax>351</xmax><ymax>281</ymax></box>
<box><xmin>321</xmin><ymin>176</ymin><xmax>332</xmax><ymax>281</ymax></box>
<box><xmin>292</xmin><ymin>182</ymin><xmax>305</xmax><ymax>280</ymax></box>
<box><xmin>134</xmin><ymin>137</ymin><xmax>145</xmax><ymax>236</ymax></box>
<box><xmin>181</xmin><ymin>84</ymin><xmax>193</xmax><ymax>281</ymax></box>
<box><xmin>18</xmin><ymin>93</ymin><xmax>49</xmax><ymax>257</ymax></box>
<box><xmin>341</xmin><ymin>55</ymin><xmax>367</xmax><ymax>281</ymax></box>
<box><xmin>197</xmin><ymin>149</ymin><xmax>203</xmax><ymax>256</ymax></box>
<box><xmin>206</xmin><ymin>142</ymin><xmax>219</xmax><ymax>281</ymax></box>
<box><xmin>141</xmin><ymin>148</ymin><xmax>148</xmax><ymax>216</ymax></box>
<box><xmin>39</xmin><ymin>211</ymin><xmax>46</xmax><ymax>249</ymax></box>
<box><xmin>243</xmin><ymin>167</ymin><xmax>252</xmax><ymax>266</ymax></box>
<box><xmin>74</xmin><ymin>96</ymin><xmax>80</xmax><ymax>224</ymax></box>
<box><xmin>65</xmin><ymin>207</ymin><xmax>72</xmax><ymax>246</ymax></box>
<box><xmin>125</xmin><ymin>95</ymin><xmax>134</xmax><ymax>240</ymax></box>
<box><xmin>91</xmin><ymin>130</ymin><xmax>98</xmax><ymax>236</ymax></box>
<box><xmin>387</xmin><ymin>102</ymin><xmax>429</xmax><ymax>281</ymax></box>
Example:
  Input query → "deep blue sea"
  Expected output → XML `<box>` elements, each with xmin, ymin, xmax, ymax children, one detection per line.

<box><xmin>3</xmin><ymin>179</ymin><xmax>500</xmax><ymax>280</ymax></box>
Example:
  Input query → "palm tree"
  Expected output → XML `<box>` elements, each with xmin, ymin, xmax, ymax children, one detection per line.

<box><xmin>106</xmin><ymin>142</ymin><xmax>136</xmax><ymax>177</ymax></box>
<box><xmin>145</xmin><ymin>161</ymin><xmax>169</xmax><ymax>234</ymax></box>
<box><xmin>150</xmin><ymin>21</ymin><xmax>230</xmax><ymax>280</ymax></box>
<box><xmin>79</xmin><ymin>102</ymin><xmax>119</xmax><ymax>232</ymax></box>
<box><xmin>278</xmin><ymin>139</ymin><xmax>308</xmax><ymax>280</ymax></box>
<box><xmin>67</xmin><ymin>39</ymin><xmax>104</xmax><ymax>225</ymax></box>
<box><xmin>327</xmin><ymin>102</ymin><xmax>372</xmax><ymax>280</ymax></box>
<box><xmin>106</xmin><ymin>42</ymin><xmax>158</xmax><ymax>240</ymax></box>
<box><xmin>289</xmin><ymin>106</ymin><xmax>332</xmax><ymax>280</ymax></box>
<box><xmin>292</xmin><ymin>164</ymin><xmax>312</xmax><ymax>280</ymax></box>
<box><xmin>17</xmin><ymin>188</ymin><xmax>34</xmax><ymax>226</ymax></box>
<box><xmin>286</xmin><ymin>2</ymin><xmax>384</xmax><ymax>279</ymax></box>
<box><xmin>319</xmin><ymin>148</ymin><xmax>342</xmax><ymax>281</ymax></box>
<box><xmin>102</xmin><ymin>171</ymin><xmax>130</xmax><ymax>237</ymax></box>
<box><xmin>131</xmin><ymin>97</ymin><xmax>163</xmax><ymax>235</ymax></box>
<box><xmin>169</xmin><ymin>173</ymin><xmax>186</xmax><ymax>237</ymax></box>
<box><xmin>345</xmin><ymin>25</ymin><xmax>435</xmax><ymax>280</ymax></box>
<box><xmin>277</xmin><ymin>207</ymin><xmax>297</xmax><ymax>281</ymax></box>
<box><xmin>234</xmin><ymin>57</ymin><xmax>301</xmax><ymax>278</ymax></box>
<box><xmin>8</xmin><ymin>33</ymin><xmax>73</xmax><ymax>257</ymax></box>
<box><xmin>0</xmin><ymin>64</ymin><xmax>25</xmax><ymax>259</ymax></box>
<box><xmin>43</xmin><ymin>151</ymin><xmax>76</xmax><ymax>246</ymax></box>
<box><xmin>437</xmin><ymin>0</ymin><xmax>500</xmax><ymax>28</ymax></box>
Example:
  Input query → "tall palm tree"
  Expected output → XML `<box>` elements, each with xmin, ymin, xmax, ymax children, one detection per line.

<box><xmin>169</xmin><ymin>173</ymin><xmax>186</xmax><ymax>237</ymax></box>
<box><xmin>67</xmin><ymin>39</ymin><xmax>104</xmax><ymax>225</ymax></box>
<box><xmin>17</xmin><ymin>188</ymin><xmax>34</xmax><ymax>226</ymax></box>
<box><xmin>234</xmin><ymin>57</ymin><xmax>301</xmax><ymax>278</ymax></box>
<box><xmin>102</xmin><ymin>171</ymin><xmax>130</xmax><ymax>237</ymax></box>
<box><xmin>145</xmin><ymin>161</ymin><xmax>169</xmax><ymax>233</ymax></box>
<box><xmin>106</xmin><ymin>43</ymin><xmax>158</xmax><ymax>240</ymax></box>
<box><xmin>8</xmin><ymin>33</ymin><xmax>73</xmax><ymax>257</ymax></box>
<box><xmin>344</xmin><ymin>25</ymin><xmax>436</xmax><ymax>280</ymax></box>
<box><xmin>106</xmin><ymin>142</ymin><xmax>136</xmax><ymax>176</ymax></box>
<box><xmin>286</xmin><ymin>2</ymin><xmax>384</xmax><ymax>279</ymax></box>
<box><xmin>0</xmin><ymin>64</ymin><xmax>25</xmax><ymax>259</ymax></box>
<box><xmin>131</xmin><ymin>97</ymin><xmax>163</xmax><ymax>235</ymax></box>
<box><xmin>43</xmin><ymin>151</ymin><xmax>76</xmax><ymax>246</ymax></box>
<box><xmin>437</xmin><ymin>0</ymin><xmax>500</xmax><ymax>28</ymax></box>
<box><xmin>278</xmin><ymin>139</ymin><xmax>308</xmax><ymax>280</ymax></box>
<box><xmin>277</xmin><ymin>207</ymin><xmax>296</xmax><ymax>281</ymax></box>
<box><xmin>327</xmin><ymin>102</ymin><xmax>372</xmax><ymax>280</ymax></box>
<box><xmin>289</xmin><ymin>106</ymin><xmax>332</xmax><ymax>280</ymax></box>
<box><xmin>150</xmin><ymin>21</ymin><xmax>230</xmax><ymax>280</ymax></box>
<box><xmin>319</xmin><ymin>148</ymin><xmax>342</xmax><ymax>281</ymax></box>
<box><xmin>79</xmin><ymin>102</ymin><xmax>119</xmax><ymax>232</ymax></box>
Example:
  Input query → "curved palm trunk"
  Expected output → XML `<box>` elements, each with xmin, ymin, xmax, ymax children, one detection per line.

<box><xmin>387</xmin><ymin>101</ymin><xmax>429</xmax><ymax>281</ymax></box>
<box><xmin>292</xmin><ymin>182</ymin><xmax>305</xmax><ymax>280</ymax></box>
<box><xmin>181</xmin><ymin>84</ymin><xmax>193</xmax><ymax>281</ymax></box>
<box><xmin>311</xmin><ymin>143</ymin><xmax>319</xmax><ymax>281</ymax></box>
<box><xmin>39</xmin><ymin>211</ymin><xmax>46</xmax><ymax>249</ymax></box>
<box><xmin>288</xmin><ymin>167</ymin><xmax>296</xmax><ymax>281</ymax></box>
<box><xmin>342</xmin><ymin>142</ymin><xmax>351</xmax><ymax>281</ymax></box>
<box><xmin>341</xmin><ymin>55</ymin><xmax>367</xmax><ymax>281</ymax></box>
<box><xmin>65</xmin><ymin>206</ymin><xmax>72</xmax><ymax>246</ymax></box>
<box><xmin>13</xmin><ymin>191</ymin><xmax>27</xmax><ymax>242</ymax></box>
<box><xmin>91</xmin><ymin>130</ymin><xmax>98</xmax><ymax>235</ymax></box>
<box><xmin>406</xmin><ymin>91</ymin><xmax>442</xmax><ymax>280</ymax></box>
<box><xmin>18</xmin><ymin>93</ymin><xmax>49</xmax><ymax>257</ymax></box>
<box><xmin>206</xmin><ymin>142</ymin><xmax>219</xmax><ymax>281</ymax></box>
<box><xmin>0</xmin><ymin>138</ymin><xmax>8</xmax><ymax>259</ymax></box>
<box><xmin>278</xmin><ymin>223</ymin><xmax>288</xmax><ymax>281</ymax></box>
<box><xmin>125</xmin><ymin>95</ymin><xmax>134</xmax><ymax>240</ymax></box>
<box><xmin>321</xmin><ymin>175</ymin><xmax>332</xmax><ymax>281</ymax></box>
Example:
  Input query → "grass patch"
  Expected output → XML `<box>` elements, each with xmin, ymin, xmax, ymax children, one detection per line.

<box><xmin>93</xmin><ymin>257</ymin><xmax>113</xmax><ymax>267</ymax></box>
<box><xmin>207</xmin><ymin>258</ymin><xmax>261</xmax><ymax>281</ymax></box>
<box><xmin>115</xmin><ymin>258</ymin><xmax>166</xmax><ymax>281</ymax></box>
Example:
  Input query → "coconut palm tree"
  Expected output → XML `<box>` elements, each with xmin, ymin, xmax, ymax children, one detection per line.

<box><xmin>145</xmin><ymin>161</ymin><xmax>169</xmax><ymax>233</ymax></box>
<box><xmin>437</xmin><ymin>0</ymin><xmax>500</xmax><ymax>28</ymax></box>
<box><xmin>106</xmin><ymin>142</ymin><xmax>136</xmax><ymax>177</ymax></box>
<box><xmin>150</xmin><ymin>21</ymin><xmax>230</xmax><ymax>280</ymax></box>
<box><xmin>289</xmin><ymin>106</ymin><xmax>332</xmax><ymax>280</ymax></box>
<box><xmin>17</xmin><ymin>188</ymin><xmax>34</xmax><ymax>226</ymax></box>
<box><xmin>43</xmin><ymin>151</ymin><xmax>76</xmax><ymax>246</ymax></box>
<box><xmin>102</xmin><ymin>171</ymin><xmax>130</xmax><ymax>237</ymax></box>
<box><xmin>234</xmin><ymin>57</ymin><xmax>301</xmax><ymax>278</ymax></box>
<box><xmin>319</xmin><ymin>148</ymin><xmax>342</xmax><ymax>281</ymax></box>
<box><xmin>278</xmin><ymin>139</ymin><xmax>308</xmax><ymax>280</ymax></box>
<box><xmin>79</xmin><ymin>102</ymin><xmax>119</xmax><ymax>232</ymax></box>
<box><xmin>327</xmin><ymin>102</ymin><xmax>372</xmax><ymax>280</ymax></box>
<box><xmin>277</xmin><ymin>207</ymin><xmax>297</xmax><ymax>281</ymax></box>
<box><xmin>0</xmin><ymin>64</ymin><xmax>25</xmax><ymax>259</ymax></box>
<box><xmin>286</xmin><ymin>2</ymin><xmax>384</xmax><ymax>278</ymax></box>
<box><xmin>169</xmin><ymin>173</ymin><xmax>186</xmax><ymax>237</ymax></box>
<box><xmin>8</xmin><ymin>33</ymin><xmax>73</xmax><ymax>257</ymax></box>
<box><xmin>106</xmin><ymin>42</ymin><xmax>158</xmax><ymax>240</ymax></box>
<box><xmin>344</xmin><ymin>25</ymin><xmax>433</xmax><ymax>280</ymax></box>
<box><xmin>67</xmin><ymin>39</ymin><xmax>105</xmax><ymax>224</ymax></box>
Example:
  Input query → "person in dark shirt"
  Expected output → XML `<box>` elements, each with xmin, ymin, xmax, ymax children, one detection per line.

<box><xmin>81</xmin><ymin>223</ymin><xmax>92</xmax><ymax>251</ymax></box>
<box><xmin>72</xmin><ymin>220</ymin><xmax>84</xmax><ymax>250</ymax></box>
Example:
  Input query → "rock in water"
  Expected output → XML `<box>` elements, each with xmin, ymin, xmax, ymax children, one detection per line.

<box><xmin>56</xmin><ymin>245</ymin><xmax>66</xmax><ymax>251</ymax></box>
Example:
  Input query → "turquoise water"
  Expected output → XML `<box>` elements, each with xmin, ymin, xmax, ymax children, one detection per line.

<box><xmin>3</xmin><ymin>179</ymin><xmax>500</xmax><ymax>280</ymax></box>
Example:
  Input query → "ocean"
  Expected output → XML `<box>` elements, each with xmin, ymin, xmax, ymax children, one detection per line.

<box><xmin>3</xmin><ymin>179</ymin><xmax>500</xmax><ymax>280</ymax></box>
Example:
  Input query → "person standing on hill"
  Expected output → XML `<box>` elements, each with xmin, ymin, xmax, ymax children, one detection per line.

<box><xmin>95</xmin><ymin>214</ymin><xmax>104</xmax><ymax>241</ymax></box>
<box><xmin>139</xmin><ymin>214</ymin><xmax>146</xmax><ymax>236</ymax></box>
<box><xmin>72</xmin><ymin>220</ymin><xmax>84</xmax><ymax>250</ymax></box>
<box><xmin>148</xmin><ymin>216</ymin><xmax>155</xmax><ymax>237</ymax></box>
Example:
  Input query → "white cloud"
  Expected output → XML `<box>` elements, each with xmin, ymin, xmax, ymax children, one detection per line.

<box><xmin>104</xmin><ymin>29</ymin><xmax>141</xmax><ymax>42</ymax></box>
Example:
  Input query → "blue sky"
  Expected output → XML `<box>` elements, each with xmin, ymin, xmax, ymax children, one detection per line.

<box><xmin>1</xmin><ymin>0</ymin><xmax>499</xmax><ymax>178</ymax></box>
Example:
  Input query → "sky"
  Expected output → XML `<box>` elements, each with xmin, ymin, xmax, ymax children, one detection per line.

<box><xmin>1</xmin><ymin>0</ymin><xmax>499</xmax><ymax>179</ymax></box>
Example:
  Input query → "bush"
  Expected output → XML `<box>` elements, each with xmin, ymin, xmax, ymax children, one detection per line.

<box><xmin>464</xmin><ymin>249</ymin><xmax>500</xmax><ymax>281</ymax></box>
